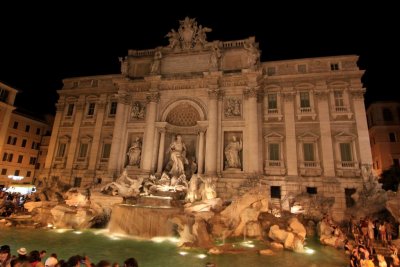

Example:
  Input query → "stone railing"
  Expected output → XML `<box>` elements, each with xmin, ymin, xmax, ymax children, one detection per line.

<box><xmin>300</xmin><ymin>107</ymin><xmax>312</xmax><ymax>113</ymax></box>
<box><xmin>268</xmin><ymin>108</ymin><xmax>279</xmax><ymax>114</ymax></box>
<box><xmin>267</xmin><ymin>160</ymin><xmax>283</xmax><ymax>167</ymax></box>
<box><xmin>337</xmin><ymin>161</ymin><xmax>358</xmax><ymax>168</ymax></box>
<box><xmin>334</xmin><ymin>106</ymin><xmax>348</xmax><ymax>112</ymax></box>
<box><xmin>264</xmin><ymin>160</ymin><xmax>286</xmax><ymax>175</ymax></box>
<box><xmin>128</xmin><ymin>49</ymin><xmax>156</xmax><ymax>57</ymax></box>
<box><xmin>302</xmin><ymin>161</ymin><xmax>320</xmax><ymax>168</ymax></box>
<box><xmin>222</xmin><ymin>40</ymin><xmax>246</xmax><ymax>48</ymax></box>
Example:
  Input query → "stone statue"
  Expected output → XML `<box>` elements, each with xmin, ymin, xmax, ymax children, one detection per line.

<box><xmin>243</xmin><ymin>40</ymin><xmax>260</xmax><ymax>68</ymax></box>
<box><xmin>169</xmin><ymin>134</ymin><xmax>188</xmax><ymax>177</ymax></box>
<box><xmin>118</xmin><ymin>56</ymin><xmax>128</xmax><ymax>75</ymax></box>
<box><xmin>195</xmin><ymin>25</ymin><xmax>212</xmax><ymax>47</ymax></box>
<box><xmin>131</xmin><ymin>102</ymin><xmax>145</xmax><ymax>120</ymax></box>
<box><xmin>209</xmin><ymin>43</ymin><xmax>221</xmax><ymax>70</ymax></box>
<box><xmin>224</xmin><ymin>135</ymin><xmax>243</xmax><ymax>169</ymax></box>
<box><xmin>225</xmin><ymin>98</ymin><xmax>241</xmax><ymax>117</ymax></box>
<box><xmin>165</xmin><ymin>29</ymin><xmax>180</xmax><ymax>49</ymax></box>
<box><xmin>150</xmin><ymin>50</ymin><xmax>162</xmax><ymax>75</ymax></box>
<box><xmin>127</xmin><ymin>137</ymin><xmax>141</xmax><ymax>166</ymax></box>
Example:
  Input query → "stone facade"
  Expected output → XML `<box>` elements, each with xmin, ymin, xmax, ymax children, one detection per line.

<box><xmin>367</xmin><ymin>102</ymin><xmax>400</xmax><ymax>175</ymax></box>
<box><xmin>43</xmin><ymin>18</ymin><xmax>372</xmax><ymax>220</ymax></box>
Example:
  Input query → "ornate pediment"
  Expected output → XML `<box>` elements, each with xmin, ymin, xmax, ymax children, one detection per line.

<box><xmin>165</xmin><ymin>17</ymin><xmax>212</xmax><ymax>50</ymax></box>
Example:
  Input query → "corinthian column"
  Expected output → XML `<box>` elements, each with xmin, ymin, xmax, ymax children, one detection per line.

<box><xmin>141</xmin><ymin>92</ymin><xmax>159</xmax><ymax>172</ymax></box>
<box><xmin>88</xmin><ymin>99</ymin><xmax>106</xmax><ymax>171</ymax></box>
<box><xmin>66</xmin><ymin>99</ymin><xmax>84</xmax><ymax>170</ymax></box>
<box><xmin>205</xmin><ymin>89</ymin><xmax>219</xmax><ymax>175</ymax></box>
<box><xmin>244</xmin><ymin>87</ymin><xmax>260</xmax><ymax>173</ymax></box>
<box><xmin>156</xmin><ymin>129</ymin><xmax>166</xmax><ymax>174</ymax></box>
<box><xmin>108</xmin><ymin>92</ymin><xmax>129</xmax><ymax>175</ymax></box>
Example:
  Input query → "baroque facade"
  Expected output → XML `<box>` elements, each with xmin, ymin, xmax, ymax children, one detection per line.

<box><xmin>367</xmin><ymin>102</ymin><xmax>400</xmax><ymax>175</ymax></box>
<box><xmin>44</xmin><ymin>18</ymin><xmax>372</xmax><ymax>220</ymax></box>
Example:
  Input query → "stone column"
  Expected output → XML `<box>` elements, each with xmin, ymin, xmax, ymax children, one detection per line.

<box><xmin>282</xmin><ymin>91</ymin><xmax>298</xmax><ymax>176</ymax></box>
<box><xmin>151</xmin><ymin>128</ymin><xmax>161</xmax><ymax>173</ymax></box>
<box><xmin>197</xmin><ymin>129</ymin><xmax>205</xmax><ymax>174</ymax></box>
<box><xmin>88</xmin><ymin>98</ymin><xmax>106</xmax><ymax>171</ymax></box>
<box><xmin>44</xmin><ymin>103</ymin><xmax>63</xmax><ymax>170</ymax></box>
<box><xmin>316</xmin><ymin>89</ymin><xmax>335</xmax><ymax>176</ymax></box>
<box><xmin>141</xmin><ymin>92</ymin><xmax>159</xmax><ymax>173</ymax></box>
<box><xmin>65</xmin><ymin>98</ymin><xmax>85</xmax><ymax>170</ymax></box>
<box><xmin>351</xmin><ymin>89</ymin><xmax>373</xmax><ymax>165</ymax></box>
<box><xmin>108</xmin><ymin>92</ymin><xmax>129</xmax><ymax>174</ymax></box>
<box><xmin>244</xmin><ymin>87</ymin><xmax>259</xmax><ymax>173</ymax></box>
<box><xmin>205</xmin><ymin>89</ymin><xmax>219</xmax><ymax>175</ymax></box>
<box><xmin>156</xmin><ymin>129</ymin><xmax>166</xmax><ymax>174</ymax></box>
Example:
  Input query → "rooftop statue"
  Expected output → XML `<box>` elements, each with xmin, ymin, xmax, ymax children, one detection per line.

<box><xmin>165</xmin><ymin>17</ymin><xmax>212</xmax><ymax>49</ymax></box>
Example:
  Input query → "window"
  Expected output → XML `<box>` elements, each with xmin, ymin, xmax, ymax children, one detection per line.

<box><xmin>270</xmin><ymin>186</ymin><xmax>281</xmax><ymax>199</ymax></box>
<box><xmin>56</xmin><ymin>143</ymin><xmax>66</xmax><ymax>158</ymax></box>
<box><xmin>74</xmin><ymin>177</ymin><xmax>82</xmax><ymax>187</ymax></box>
<box><xmin>13</xmin><ymin>121</ymin><xmax>18</xmax><ymax>129</ymax></box>
<box><xmin>29</xmin><ymin>157</ymin><xmax>37</xmax><ymax>165</ymax></box>
<box><xmin>393</xmin><ymin>159</ymin><xmax>400</xmax><ymax>166</ymax></box>
<box><xmin>300</xmin><ymin>92</ymin><xmax>310</xmax><ymax>108</ymax></box>
<box><xmin>109</xmin><ymin>102</ymin><xmax>118</xmax><ymax>116</ymax></box>
<box><xmin>1</xmin><ymin>169</ymin><xmax>6</xmax><ymax>175</ymax></box>
<box><xmin>2</xmin><ymin>153</ymin><xmax>7</xmax><ymax>161</ymax></box>
<box><xmin>101</xmin><ymin>143</ymin><xmax>111</xmax><ymax>159</ymax></box>
<box><xmin>267</xmin><ymin>67</ymin><xmax>276</xmax><ymax>76</ymax></box>
<box><xmin>306</xmin><ymin>187</ymin><xmax>317</xmax><ymax>195</ymax></box>
<box><xmin>297</xmin><ymin>64</ymin><xmax>307</xmax><ymax>73</ymax></box>
<box><xmin>87</xmin><ymin>103</ymin><xmax>96</xmax><ymax>116</ymax></box>
<box><xmin>7</xmin><ymin>136</ymin><xmax>11</xmax><ymax>144</ymax></box>
<box><xmin>21</xmin><ymin>139</ymin><xmax>27</xmax><ymax>147</ymax></box>
<box><xmin>25</xmin><ymin>125</ymin><xmax>30</xmax><ymax>132</ymax></box>
<box><xmin>96</xmin><ymin>178</ymin><xmax>102</xmax><ymax>184</ymax></box>
<box><xmin>303</xmin><ymin>143</ymin><xmax>315</xmax><ymax>161</ymax></box>
<box><xmin>330</xmin><ymin>63</ymin><xmax>339</xmax><ymax>71</ymax></box>
<box><xmin>35</xmin><ymin>163</ymin><xmax>40</xmax><ymax>169</ymax></box>
<box><xmin>14</xmin><ymin>170</ymin><xmax>20</xmax><ymax>176</ymax></box>
<box><xmin>8</xmin><ymin>154</ymin><xmax>13</xmax><ymax>162</ymax></box>
<box><xmin>340</xmin><ymin>143</ymin><xmax>352</xmax><ymax>161</ymax></box>
<box><xmin>269</xmin><ymin>143</ymin><xmax>280</xmax><ymax>161</ymax></box>
<box><xmin>31</xmin><ymin>141</ymin><xmax>36</xmax><ymax>149</ymax></box>
<box><xmin>12</xmin><ymin>137</ymin><xmax>17</xmax><ymax>145</ymax></box>
<box><xmin>383</xmin><ymin>108</ymin><xmax>393</xmax><ymax>121</ymax></box>
<box><xmin>66</xmin><ymin>103</ymin><xmax>74</xmax><ymax>116</ymax></box>
<box><xmin>8</xmin><ymin>136</ymin><xmax>17</xmax><ymax>145</ymax></box>
<box><xmin>72</xmin><ymin>81</ymin><xmax>79</xmax><ymax>88</ymax></box>
<box><xmin>17</xmin><ymin>155</ymin><xmax>23</xmax><ymax>163</ymax></box>
<box><xmin>27</xmin><ymin>171</ymin><xmax>31</xmax><ymax>177</ymax></box>
<box><xmin>334</xmin><ymin>91</ymin><xmax>344</xmax><ymax>107</ymax></box>
<box><xmin>268</xmin><ymin>94</ymin><xmax>277</xmax><ymax>109</ymax></box>
<box><xmin>345</xmin><ymin>188</ymin><xmax>356</xmax><ymax>208</ymax></box>
<box><xmin>78</xmin><ymin>143</ymin><xmax>88</xmax><ymax>159</ymax></box>
<box><xmin>389</xmin><ymin>133</ymin><xmax>397</xmax><ymax>142</ymax></box>
<box><xmin>0</xmin><ymin>88</ymin><xmax>9</xmax><ymax>102</ymax></box>
<box><xmin>36</xmin><ymin>128</ymin><xmax>41</xmax><ymax>135</ymax></box>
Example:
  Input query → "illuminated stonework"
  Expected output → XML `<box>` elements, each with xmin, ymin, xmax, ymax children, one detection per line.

<box><xmin>43</xmin><ymin>18</ymin><xmax>372</xmax><ymax>221</ymax></box>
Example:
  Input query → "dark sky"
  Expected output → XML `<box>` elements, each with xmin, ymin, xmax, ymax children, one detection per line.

<box><xmin>0</xmin><ymin>3</ymin><xmax>396</xmax><ymax>116</ymax></box>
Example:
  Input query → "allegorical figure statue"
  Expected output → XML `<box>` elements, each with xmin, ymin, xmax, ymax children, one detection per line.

<box><xmin>127</xmin><ymin>137</ymin><xmax>142</xmax><ymax>166</ymax></box>
<box><xmin>165</xmin><ymin>29</ymin><xmax>180</xmax><ymax>49</ymax></box>
<box><xmin>169</xmin><ymin>134</ymin><xmax>188</xmax><ymax>177</ymax></box>
<box><xmin>150</xmin><ymin>50</ymin><xmax>162</xmax><ymax>74</ymax></box>
<box><xmin>224</xmin><ymin>135</ymin><xmax>243</xmax><ymax>169</ymax></box>
<box><xmin>243</xmin><ymin>40</ymin><xmax>260</xmax><ymax>68</ymax></box>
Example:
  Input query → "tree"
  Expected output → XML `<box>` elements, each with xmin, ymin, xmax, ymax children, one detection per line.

<box><xmin>379</xmin><ymin>165</ymin><xmax>400</xmax><ymax>192</ymax></box>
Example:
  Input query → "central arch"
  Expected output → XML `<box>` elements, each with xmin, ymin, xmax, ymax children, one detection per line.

<box><xmin>161</xmin><ymin>98</ymin><xmax>207</xmax><ymax>124</ymax></box>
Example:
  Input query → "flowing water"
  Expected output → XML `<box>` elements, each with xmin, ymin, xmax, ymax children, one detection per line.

<box><xmin>0</xmin><ymin>228</ymin><xmax>348</xmax><ymax>267</ymax></box>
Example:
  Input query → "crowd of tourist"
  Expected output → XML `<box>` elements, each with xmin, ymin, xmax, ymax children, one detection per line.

<box><xmin>344</xmin><ymin>216</ymin><xmax>400</xmax><ymax>267</ymax></box>
<box><xmin>0</xmin><ymin>192</ymin><xmax>32</xmax><ymax>217</ymax></box>
<box><xmin>0</xmin><ymin>245</ymin><xmax>139</xmax><ymax>267</ymax></box>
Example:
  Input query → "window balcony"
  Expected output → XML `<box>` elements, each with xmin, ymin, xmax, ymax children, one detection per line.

<box><xmin>264</xmin><ymin>160</ymin><xmax>286</xmax><ymax>175</ymax></box>
<box><xmin>299</xmin><ymin>161</ymin><xmax>322</xmax><ymax>176</ymax></box>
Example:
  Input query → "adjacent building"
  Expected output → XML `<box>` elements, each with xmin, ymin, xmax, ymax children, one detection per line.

<box><xmin>43</xmin><ymin>18</ymin><xmax>372</xmax><ymax>220</ymax></box>
<box><xmin>367</xmin><ymin>101</ymin><xmax>400</xmax><ymax>176</ymax></box>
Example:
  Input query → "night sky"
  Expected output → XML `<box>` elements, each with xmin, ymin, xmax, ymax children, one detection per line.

<box><xmin>0</xmin><ymin>3</ymin><xmax>396</xmax><ymax>117</ymax></box>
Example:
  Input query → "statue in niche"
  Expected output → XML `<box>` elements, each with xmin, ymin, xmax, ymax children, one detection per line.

<box><xmin>165</xmin><ymin>29</ymin><xmax>180</xmax><ymax>49</ymax></box>
<box><xmin>127</xmin><ymin>137</ymin><xmax>142</xmax><ymax>166</ymax></box>
<box><xmin>225</xmin><ymin>98</ymin><xmax>241</xmax><ymax>117</ymax></box>
<box><xmin>243</xmin><ymin>40</ymin><xmax>260</xmax><ymax>68</ymax></box>
<box><xmin>118</xmin><ymin>56</ymin><xmax>128</xmax><ymax>75</ymax></box>
<box><xmin>131</xmin><ymin>102</ymin><xmax>145</xmax><ymax>120</ymax></box>
<box><xmin>209</xmin><ymin>43</ymin><xmax>221</xmax><ymax>70</ymax></box>
<box><xmin>224</xmin><ymin>135</ymin><xmax>243</xmax><ymax>169</ymax></box>
<box><xmin>168</xmin><ymin>134</ymin><xmax>188</xmax><ymax>177</ymax></box>
<box><xmin>150</xmin><ymin>50</ymin><xmax>162</xmax><ymax>75</ymax></box>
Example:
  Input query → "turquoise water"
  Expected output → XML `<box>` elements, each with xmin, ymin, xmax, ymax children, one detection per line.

<box><xmin>0</xmin><ymin>228</ymin><xmax>348</xmax><ymax>267</ymax></box>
